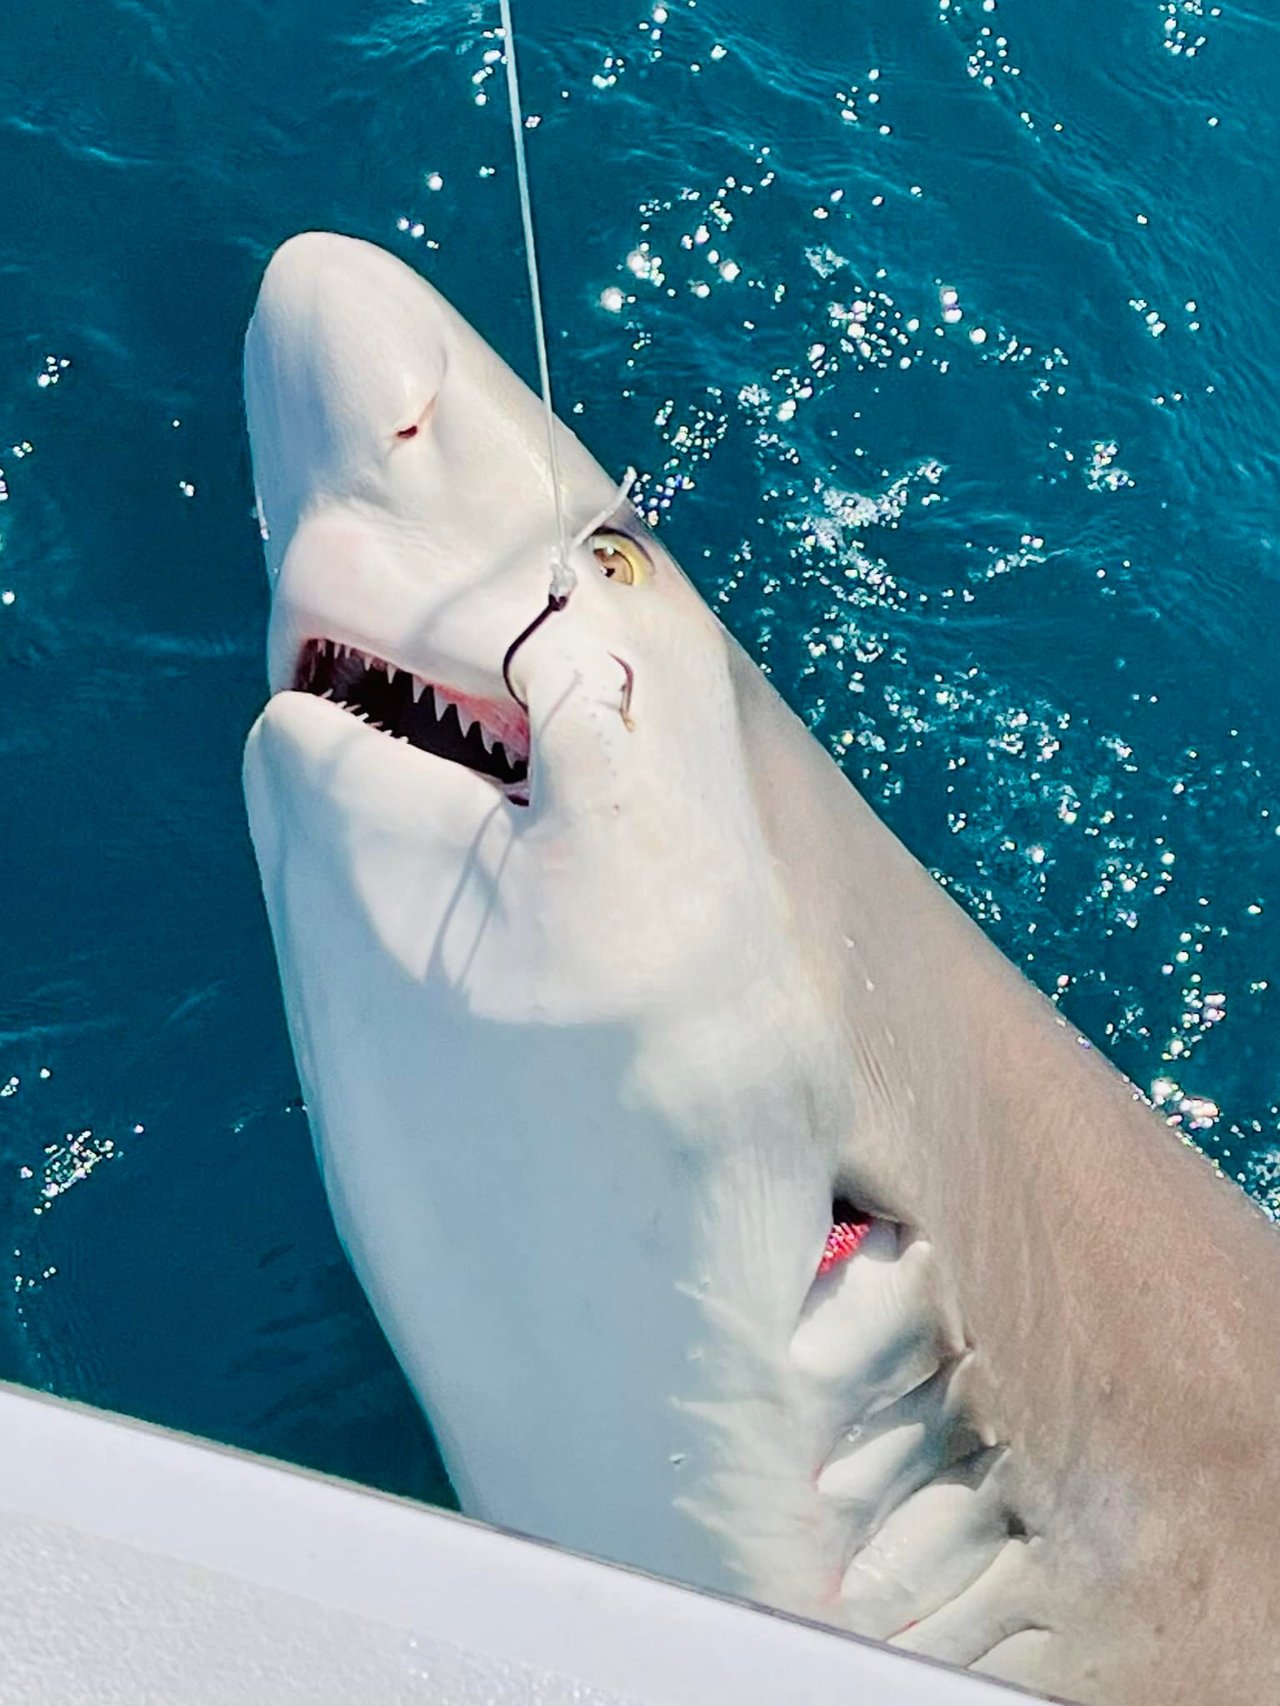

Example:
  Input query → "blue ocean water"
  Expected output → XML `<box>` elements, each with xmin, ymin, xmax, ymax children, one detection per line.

<box><xmin>1</xmin><ymin>0</ymin><xmax>1277</xmax><ymax>1506</ymax></box>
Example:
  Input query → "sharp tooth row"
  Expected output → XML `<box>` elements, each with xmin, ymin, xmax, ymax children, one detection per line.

<box><xmin>319</xmin><ymin>639</ymin><xmax>391</xmax><ymax>673</ymax></box>
<box><xmin>425</xmin><ymin>689</ymin><xmax>501</xmax><ymax>757</ymax></box>
<box><xmin>314</xmin><ymin>642</ymin><xmax>525</xmax><ymax>774</ymax></box>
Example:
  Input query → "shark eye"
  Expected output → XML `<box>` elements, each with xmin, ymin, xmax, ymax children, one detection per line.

<box><xmin>395</xmin><ymin>423</ymin><xmax>420</xmax><ymax>441</ymax></box>
<box><xmin>590</xmin><ymin>530</ymin><xmax>650</xmax><ymax>586</ymax></box>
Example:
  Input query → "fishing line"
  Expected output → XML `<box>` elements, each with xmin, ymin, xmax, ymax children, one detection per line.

<box><xmin>573</xmin><ymin>465</ymin><xmax>639</xmax><ymax>549</ymax></box>
<box><xmin>497</xmin><ymin>0</ymin><xmax>573</xmax><ymax>600</ymax></box>
<box><xmin>496</xmin><ymin>5</ymin><xmax>640</xmax><ymax>726</ymax></box>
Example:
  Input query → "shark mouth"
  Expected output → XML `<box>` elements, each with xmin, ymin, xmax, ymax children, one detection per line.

<box><xmin>293</xmin><ymin>638</ymin><xmax>532</xmax><ymax>804</ymax></box>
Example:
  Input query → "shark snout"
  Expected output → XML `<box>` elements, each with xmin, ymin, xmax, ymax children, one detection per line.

<box><xmin>245</xmin><ymin>232</ymin><xmax>452</xmax><ymax>563</ymax></box>
<box><xmin>255</xmin><ymin>230</ymin><xmax>450</xmax><ymax>360</ymax></box>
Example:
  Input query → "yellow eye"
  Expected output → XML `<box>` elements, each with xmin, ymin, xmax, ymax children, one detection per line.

<box><xmin>590</xmin><ymin>530</ymin><xmax>650</xmax><ymax>586</ymax></box>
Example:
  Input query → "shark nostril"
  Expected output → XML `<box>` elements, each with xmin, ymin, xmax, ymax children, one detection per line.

<box><xmin>392</xmin><ymin>397</ymin><xmax>438</xmax><ymax>444</ymax></box>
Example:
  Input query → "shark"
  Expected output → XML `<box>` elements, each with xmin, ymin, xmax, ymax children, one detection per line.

<box><xmin>242</xmin><ymin>232</ymin><xmax>1280</xmax><ymax>1705</ymax></box>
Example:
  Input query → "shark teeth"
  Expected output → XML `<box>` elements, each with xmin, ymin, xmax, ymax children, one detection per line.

<box><xmin>292</xmin><ymin>636</ymin><xmax>531</xmax><ymax>800</ymax></box>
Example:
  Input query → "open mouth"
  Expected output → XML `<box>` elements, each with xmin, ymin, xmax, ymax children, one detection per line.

<box><xmin>293</xmin><ymin>638</ymin><xmax>531</xmax><ymax>804</ymax></box>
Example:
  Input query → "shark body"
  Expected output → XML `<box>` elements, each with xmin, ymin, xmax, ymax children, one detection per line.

<box><xmin>243</xmin><ymin>233</ymin><xmax>1280</xmax><ymax>1705</ymax></box>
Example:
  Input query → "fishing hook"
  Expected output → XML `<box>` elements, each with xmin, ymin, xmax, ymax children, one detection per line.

<box><xmin>502</xmin><ymin>592</ymin><xmax>569</xmax><ymax>711</ymax></box>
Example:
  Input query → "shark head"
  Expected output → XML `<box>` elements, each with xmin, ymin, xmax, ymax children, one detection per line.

<box><xmin>244</xmin><ymin>231</ymin><xmax>790</xmax><ymax>1020</ymax></box>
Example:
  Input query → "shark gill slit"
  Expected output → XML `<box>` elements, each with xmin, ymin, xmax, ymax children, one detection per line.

<box><xmin>786</xmin><ymin>1204</ymin><xmax>1044</xmax><ymax>1655</ymax></box>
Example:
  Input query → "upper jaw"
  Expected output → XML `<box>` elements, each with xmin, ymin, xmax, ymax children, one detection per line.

<box><xmin>262</xmin><ymin>506</ymin><xmax>528</xmax><ymax>700</ymax></box>
<box><xmin>289</xmin><ymin>633</ymin><xmax>532</xmax><ymax>802</ymax></box>
<box><xmin>297</xmin><ymin>637</ymin><xmax>530</xmax><ymax>758</ymax></box>
<box><xmin>261</xmin><ymin>502</ymin><xmax>559</xmax><ymax>799</ymax></box>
